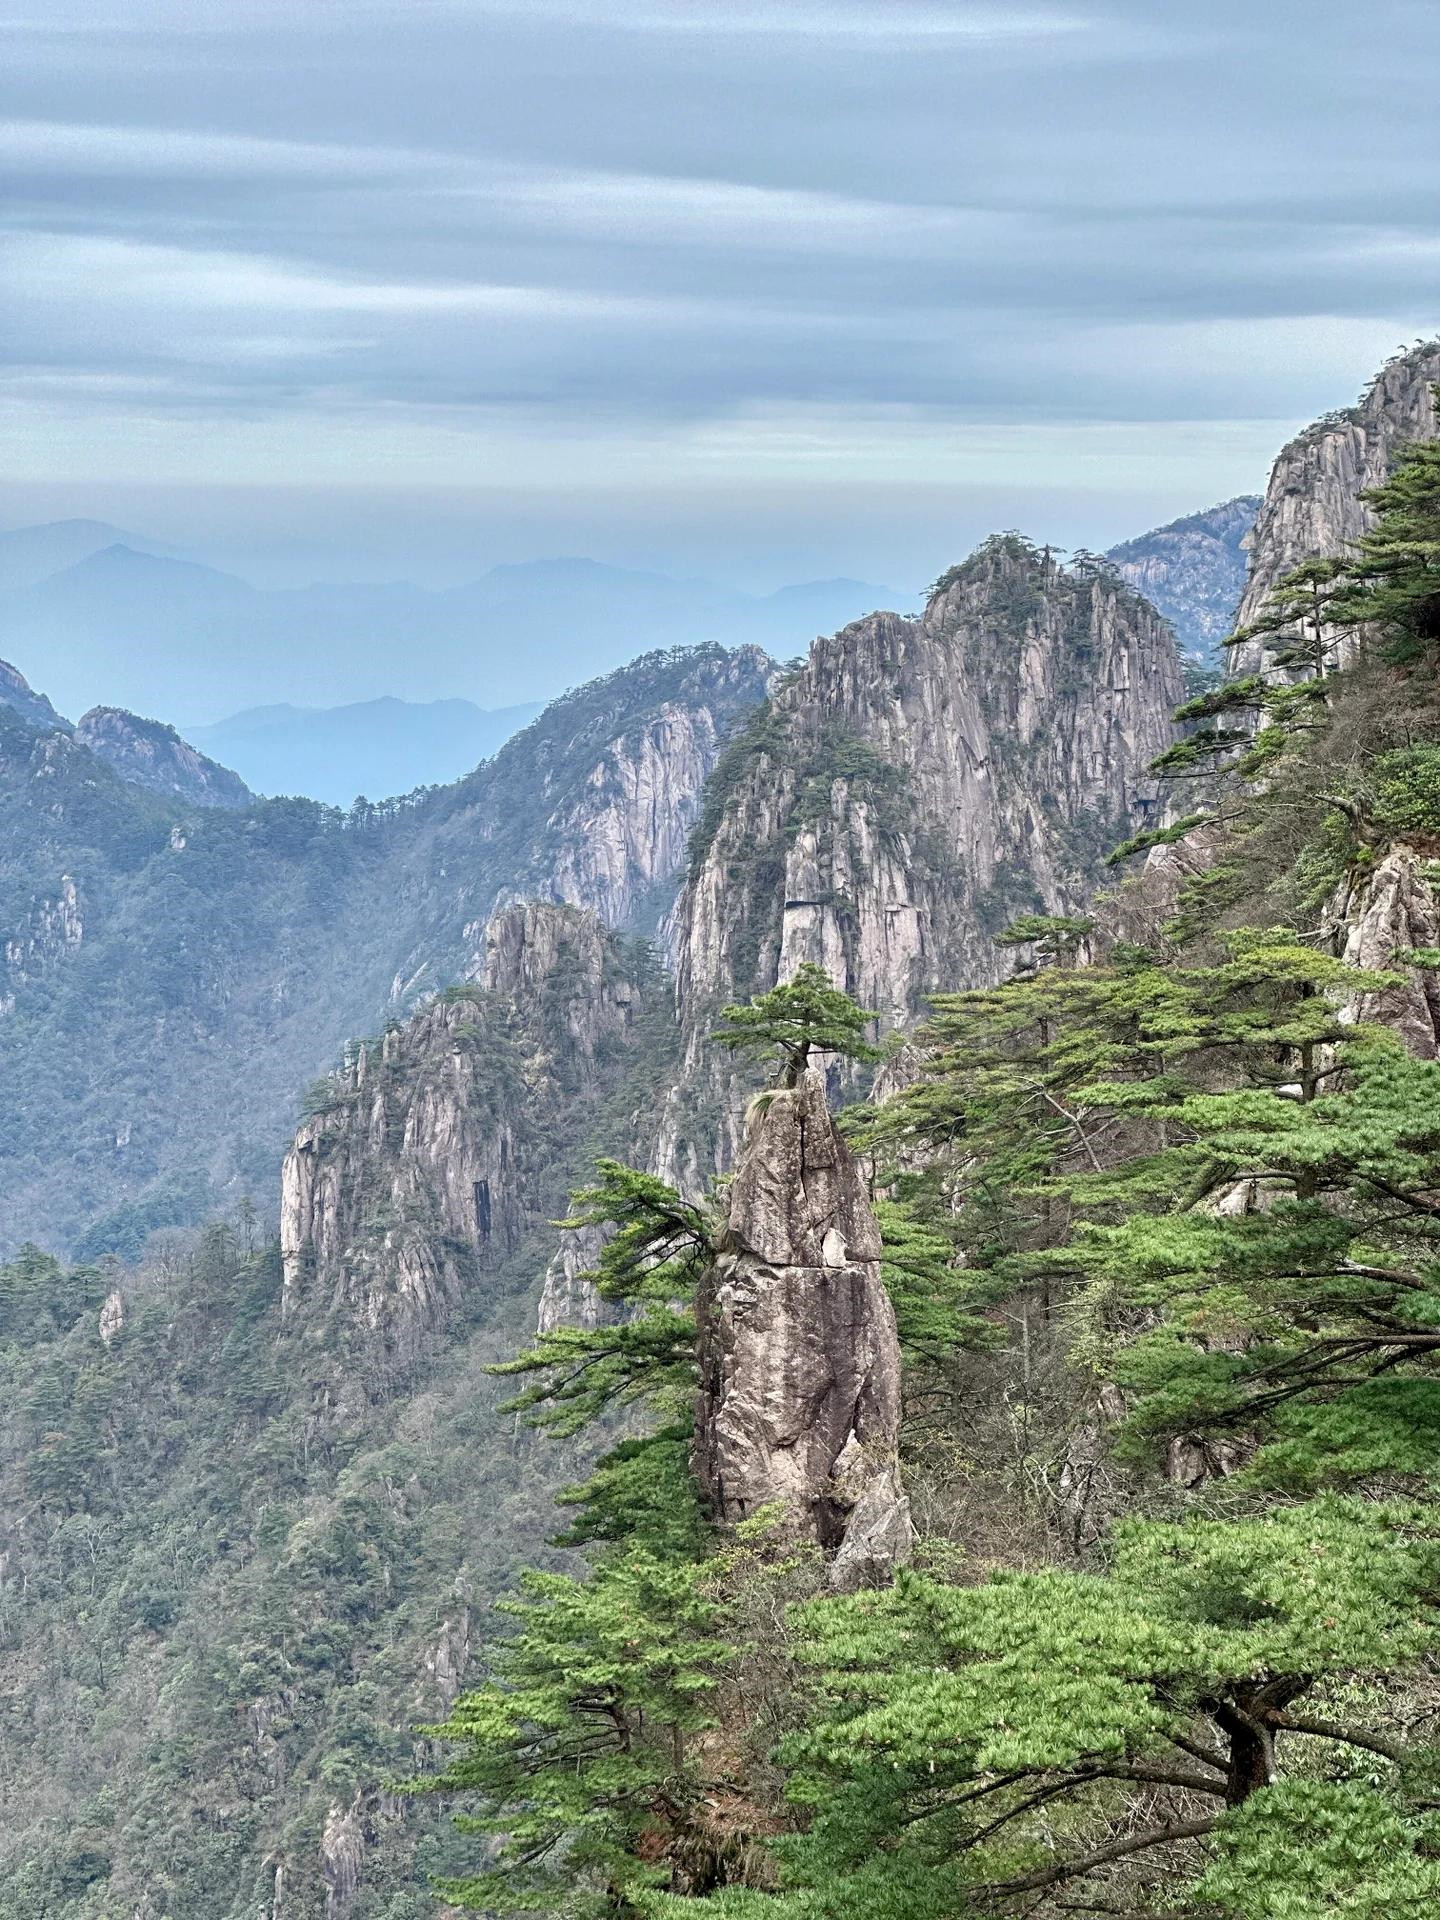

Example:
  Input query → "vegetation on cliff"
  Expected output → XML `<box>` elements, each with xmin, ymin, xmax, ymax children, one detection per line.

<box><xmin>412</xmin><ymin>393</ymin><xmax>1440</xmax><ymax>1917</ymax></box>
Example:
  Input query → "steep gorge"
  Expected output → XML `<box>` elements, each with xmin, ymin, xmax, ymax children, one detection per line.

<box><xmin>0</xmin><ymin>644</ymin><xmax>768</xmax><ymax>1256</ymax></box>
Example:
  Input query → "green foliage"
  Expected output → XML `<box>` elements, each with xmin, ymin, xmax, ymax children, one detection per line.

<box><xmin>874</xmin><ymin>1198</ymin><xmax>1002</xmax><ymax>1369</ymax></box>
<box><xmin>0</xmin><ymin>644</ymin><xmax>769</xmax><ymax>1256</ymax></box>
<box><xmin>638</xmin><ymin>1501</ymin><xmax>1440</xmax><ymax>1919</ymax></box>
<box><xmin>419</xmin><ymin>1545</ymin><xmax>729</xmax><ymax>1914</ymax></box>
<box><xmin>1329</xmin><ymin>427</ymin><xmax>1440</xmax><ymax>661</ymax></box>
<box><xmin>1373</xmin><ymin>744</ymin><xmax>1440</xmax><ymax>837</ymax></box>
<box><xmin>711</xmin><ymin>964</ymin><xmax>880</xmax><ymax>1087</ymax></box>
<box><xmin>491</xmin><ymin>1160</ymin><xmax>717</xmax><ymax>1438</ymax></box>
<box><xmin>994</xmin><ymin>911</ymin><xmax>1094</xmax><ymax>966</ymax></box>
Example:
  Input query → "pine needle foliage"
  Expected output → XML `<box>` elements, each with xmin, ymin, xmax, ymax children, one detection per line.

<box><xmin>711</xmin><ymin>963</ymin><xmax>880</xmax><ymax>1086</ymax></box>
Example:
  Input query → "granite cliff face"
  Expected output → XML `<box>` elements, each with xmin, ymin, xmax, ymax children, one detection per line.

<box><xmin>0</xmin><ymin>642</ymin><xmax>765</xmax><ymax>1257</ymax></box>
<box><xmin>1230</xmin><ymin>341</ymin><xmax>1440</xmax><ymax>678</ymax></box>
<box><xmin>695</xmin><ymin>1071</ymin><xmax>912</xmax><ymax>1589</ymax></box>
<box><xmin>390</xmin><ymin>644</ymin><xmax>774</xmax><ymax>994</ymax></box>
<box><xmin>661</xmin><ymin>538</ymin><xmax>1183</xmax><ymax>1178</ymax></box>
<box><xmin>280</xmin><ymin>903</ymin><xmax>642</xmax><ymax>1364</ymax></box>
<box><xmin>75</xmin><ymin>706</ymin><xmax>253</xmax><ymax>809</ymax></box>
<box><xmin>1107</xmin><ymin>496</ymin><xmax>1260</xmax><ymax>667</ymax></box>
<box><xmin>539</xmin><ymin>692</ymin><xmax>760</xmax><ymax>934</ymax></box>
<box><xmin>1328</xmin><ymin>847</ymin><xmax>1440</xmax><ymax>1061</ymax></box>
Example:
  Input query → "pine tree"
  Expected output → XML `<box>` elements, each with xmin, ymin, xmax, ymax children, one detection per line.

<box><xmin>711</xmin><ymin>963</ymin><xmax>880</xmax><ymax>1087</ymax></box>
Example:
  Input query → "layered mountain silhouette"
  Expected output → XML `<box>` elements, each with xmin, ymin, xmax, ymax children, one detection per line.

<box><xmin>0</xmin><ymin>530</ymin><xmax>900</xmax><ymax>722</ymax></box>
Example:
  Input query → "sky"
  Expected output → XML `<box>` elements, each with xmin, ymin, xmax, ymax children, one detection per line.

<box><xmin>2</xmin><ymin>0</ymin><xmax>1437</xmax><ymax>591</ymax></box>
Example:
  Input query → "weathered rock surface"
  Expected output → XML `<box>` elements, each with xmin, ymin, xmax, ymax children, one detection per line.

<box><xmin>4</xmin><ymin>872</ymin><xmax>83</xmax><ymax>994</ymax></box>
<box><xmin>536</xmin><ymin>1224</ymin><xmax>621</xmax><ymax>1335</ymax></box>
<box><xmin>1230</xmin><ymin>341</ymin><xmax>1440</xmax><ymax>678</ymax></box>
<box><xmin>0</xmin><ymin>641</ymin><xmax>767</xmax><ymax>1258</ymax></box>
<box><xmin>695</xmin><ymin>1071</ymin><xmax>912</xmax><ymax>1588</ymax></box>
<box><xmin>426</xmin><ymin>644</ymin><xmax>775</xmax><ymax>987</ymax></box>
<box><xmin>540</xmin><ymin>681</ymin><xmax>770</xmax><ymax>933</ymax></box>
<box><xmin>1107</xmin><ymin>496</ymin><xmax>1260</xmax><ymax>666</ymax></box>
<box><xmin>280</xmin><ymin>903</ymin><xmax>641</xmax><ymax>1360</ymax></box>
<box><xmin>321</xmin><ymin>1792</ymin><xmax>367</xmax><ymax>1920</ymax></box>
<box><xmin>1329</xmin><ymin>846</ymin><xmax>1440</xmax><ymax>1059</ymax></box>
<box><xmin>75</xmin><ymin>706</ymin><xmax>253</xmax><ymax>808</ymax></box>
<box><xmin>660</xmin><ymin>538</ymin><xmax>1182</xmax><ymax>1179</ymax></box>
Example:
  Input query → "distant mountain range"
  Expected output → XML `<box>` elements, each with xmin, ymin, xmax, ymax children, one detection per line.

<box><xmin>1106</xmin><ymin>496</ymin><xmax>1261</xmax><ymax>667</ymax></box>
<box><xmin>0</xmin><ymin>519</ymin><xmax>903</xmax><ymax>724</ymax></box>
<box><xmin>0</xmin><ymin>503</ymin><xmax>1266</xmax><ymax>807</ymax></box>
<box><xmin>188</xmin><ymin>696</ymin><xmax>545</xmax><ymax>806</ymax></box>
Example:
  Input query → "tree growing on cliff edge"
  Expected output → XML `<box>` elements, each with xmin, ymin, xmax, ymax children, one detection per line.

<box><xmin>711</xmin><ymin>962</ymin><xmax>880</xmax><ymax>1087</ymax></box>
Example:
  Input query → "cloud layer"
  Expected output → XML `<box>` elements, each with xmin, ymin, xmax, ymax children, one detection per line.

<box><xmin>1</xmin><ymin>0</ymin><xmax>1435</xmax><ymax>582</ymax></box>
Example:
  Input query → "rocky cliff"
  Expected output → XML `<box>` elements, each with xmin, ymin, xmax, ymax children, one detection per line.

<box><xmin>1328</xmin><ymin>846</ymin><xmax>1440</xmax><ymax>1060</ymax></box>
<box><xmin>696</xmin><ymin>1071</ymin><xmax>912</xmax><ymax>1589</ymax></box>
<box><xmin>1107</xmin><ymin>496</ymin><xmax>1260</xmax><ymax>667</ymax></box>
<box><xmin>0</xmin><ymin>657</ymin><xmax>69</xmax><ymax>734</ymax></box>
<box><xmin>417</xmin><ymin>643</ymin><xmax>775</xmax><ymax>985</ymax></box>
<box><xmin>74</xmin><ymin>706</ymin><xmax>253</xmax><ymax>809</ymax></box>
<box><xmin>1230</xmin><ymin>341</ymin><xmax>1440</xmax><ymax>678</ymax></box>
<box><xmin>660</xmin><ymin>537</ymin><xmax>1183</xmax><ymax>1179</ymax></box>
<box><xmin>280</xmin><ymin>903</ymin><xmax>643</xmax><ymax>1365</ymax></box>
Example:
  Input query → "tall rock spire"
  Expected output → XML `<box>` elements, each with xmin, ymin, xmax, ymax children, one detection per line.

<box><xmin>695</xmin><ymin>1069</ymin><xmax>912</xmax><ymax>1589</ymax></box>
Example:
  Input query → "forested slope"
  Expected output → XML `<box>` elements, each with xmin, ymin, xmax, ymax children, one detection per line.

<box><xmin>0</xmin><ymin>645</ymin><xmax>770</xmax><ymax>1256</ymax></box>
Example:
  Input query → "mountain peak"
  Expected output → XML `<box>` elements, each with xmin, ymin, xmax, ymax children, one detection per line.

<box><xmin>75</xmin><ymin>706</ymin><xmax>253</xmax><ymax>810</ymax></box>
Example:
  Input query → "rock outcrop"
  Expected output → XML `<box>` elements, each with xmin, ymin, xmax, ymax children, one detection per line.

<box><xmin>420</xmin><ymin>644</ymin><xmax>774</xmax><ymax>989</ymax></box>
<box><xmin>280</xmin><ymin>903</ymin><xmax>642</xmax><ymax>1361</ymax></box>
<box><xmin>0</xmin><ymin>639</ymin><xmax>765</xmax><ymax>1259</ymax></box>
<box><xmin>0</xmin><ymin>657</ymin><xmax>69</xmax><ymax>734</ymax></box>
<box><xmin>695</xmin><ymin>1071</ymin><xmax>912</xmax><ymax>1589</ymax></box>
<box><xmin>1107</xmin><ymin>496</ymin><xmax>1260</xmax><ymax>667</ymax></box>
<box><xmin>536</xmin><ymin>1224</ymin><xmax>619</xmax><ymax>1335</ymax></box>
<box><xmin>1230</xmin><ymin>341</ymin><xmax>1440</xmax><ymax>678</ymax></box>
<box><xmin>661</xmin><ymin>537</ymin><xmax>1183</xmax><ymax>1180</ymax></box>
<box><xmin>540</xmin><ymin>678</ymin><xmax>771</xmax><ymax>932</ymax></box>
<box><xmin>75</xmin><ymin>706</ymin><xmax>253</xmax><ymax>809</ymax></box>
<box><xmin>1329</xmin><ymin>846</ymin><xmax>1440</xmax><ymax>1060</ymax></box>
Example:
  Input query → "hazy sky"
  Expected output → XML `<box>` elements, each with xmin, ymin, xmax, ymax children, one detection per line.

<box><xmin>2</xmin><ymin>0</ymin><xmax>1437</xmax><ymax>588</ymax></box>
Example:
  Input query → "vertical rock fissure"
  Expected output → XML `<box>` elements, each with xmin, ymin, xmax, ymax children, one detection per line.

<box><xmin>695</xmin><ymin>1070</ymin><xmax>912</xmax><ymax>1589</ymax></box>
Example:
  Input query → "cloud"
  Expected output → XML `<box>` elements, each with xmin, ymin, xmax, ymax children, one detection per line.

<box><xmin>0</xmin><ymin>117</ymin><xmax>425</xmax><ymax>178</ymax></box>
<box><xmin>474</xmin><ymin>1</ymin><xmax>1093</xmax><ymax>38</ymax></box>
<box><xmin>1</xmin><ymin>0</ymin><xmax>1436</xmax><ymax>591</ymax></box>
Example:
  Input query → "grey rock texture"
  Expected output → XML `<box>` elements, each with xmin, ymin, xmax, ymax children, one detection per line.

<box><xmin>436</xmin><ymin>644</ymin><xmax>776</xmax><ymax>984</ymax></box>
<box><xmin>1329</xmin><ymin>846</ymin><xmax>1440</xmax><ymax>1060</ymax></box>
<box><xmin>660</xmin><ymin>538</ymin><xmax>1182</xmax><ymax>1180</ymax></box>
<box><xmin>1107</xmin><ymin>496</ymin><xmax>1260</xmax><ymax>666</ymax></box>
<box><xmin>280</xmin><ymin>903</ymin><xmax>640</xmax><ymax>1361</ymax></box>
<box><xmin>540</xmin><ymin>677</ymin><xmax>773</xmax><ymax>933</ymax></box>
<box><xmin>695</xmin><ymin>1071</ymin><xmax>912</xmax><ymax>1589</ymax></box>
<box><xmin>321</xmin><ymin>1793</ymin><xmax>367</xmax><ymax>1920</ymax></box>
<box><xmin>75</xmin><ymin>706</ymin><xmax>253</xmax><ymax>808</ymax></box>
<box><xmin>0</xmin><ymin>641</ymin><xmax>768</xmax><ymax>1257</ymax></box>
<box><xmin>4</xmin><ymin>872</ymin><xmax>83</xmax><ymax>996</ymax></box>
<box><xmin>1230</xmin><ymin>341</ymin><xmax>1440</xmax><ymax>679</ymax></box>
<box><xmin>536</xmin><ymin>1223</ymin><xmax>620</xmax><ymax>1335</ymax></box>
